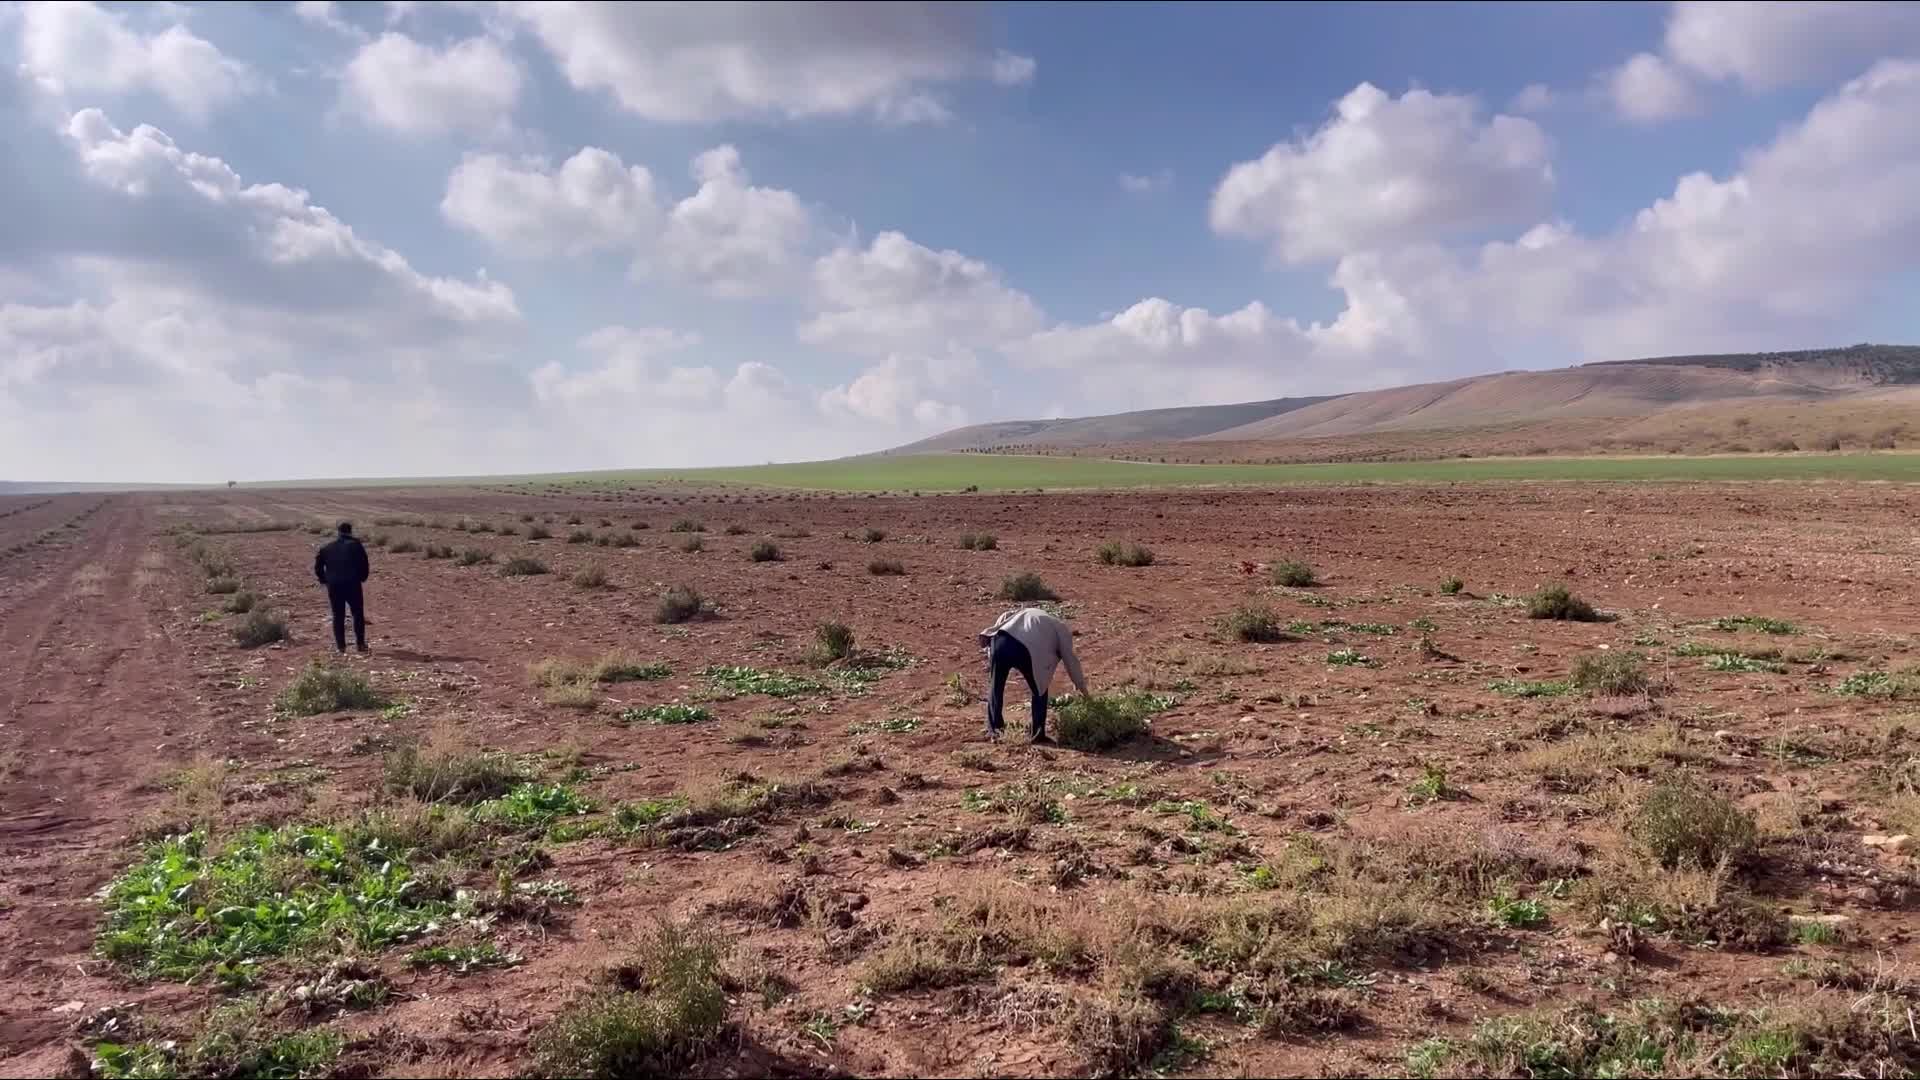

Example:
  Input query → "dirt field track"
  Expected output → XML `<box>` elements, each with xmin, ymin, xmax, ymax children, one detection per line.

<box><xmin>3</xmin><ymin>481</ymin><xmax>1918</xmax><ymax>1078</ymax></box>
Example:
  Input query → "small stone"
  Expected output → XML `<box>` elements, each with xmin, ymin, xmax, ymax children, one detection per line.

<box><xmin>1864</xmin><ymin>834</ymin><xmax>1912</xmax><ymax>853</ymax></box>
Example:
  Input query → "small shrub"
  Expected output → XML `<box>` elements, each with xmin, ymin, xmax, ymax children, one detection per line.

<box><xmin>815</xmin><ymin>622</ymin><xmax>855</xmax><ymax>661</ymax></box>
<box><xmin>545</xmin><ymin>683</ymin><xmax>598</xmax><ymax>709</ymax></box>
<box><xmin>1222</xmin><ymin>604</ymin><xmax>1289</xmax><ymax>643</ymax></box>
<box><xmin>655</xmin><ymin>585</ymin><xmax>705</xmax><ymax>624</ymax></box>
<box><xmin>501</xmin><ymin>557</ymin><xmax>550</xmax><ymax>577</ymax></box>
<box><xmin>861</xmin><ymin>528</ymin><xmax>887</xmax><ymax>543</ymax></box>
<box><xmin>423</xmin><ymin>543</ymin><xmax>454</xmax><ymax>559</ymax></box>
<box><xmin>567</xmin><ymin>529</ymin><xmax>593</xmax><ymax>544</ymax></box>
<box><xmin>205</xmin><ymin>576</ymin><xmax>240</xmax><ymax>595</ymax></box>
<box><xmin>611</xmin><ymin>531</ymin><xmax>640</xmax><ymax>548</ymax></box>
<box><xmin>526</xmin><ymin>525</ymin><xmax>552</xmax><ymax>540</ymax></box>
<box><xmin>1631</xmin><ymin>781</ymin><xmax>1757</xmax><ymax>868</ymax></box>
<box><xmin>277</xmin><ymin>660</ymin><xmax>386</xmax><ymax>715</ymax></box>
<box><xmin>221</xmin><ymin>590</ymin><xmax>258</xmax><ymax>614</ymax></box>
<box><xmin>384</xmin><ymin>743</ymin><xmax>523</xmax><ymax>803</ymax></box>
<box><xmin>1711</xmin><ymin>615</ymin><xmax>1799</xmax><ymax>635</ymax></box>
<box><xmin>678</xmin><ymin>534</ymin><xmax>704</xmax><ymax>553</ymax></box>
<box><xmin>1439</xmin><ymin>576</ymin><xmax>1464</xmax><ymax>595</ymax></box>
<box><xmin>998</xmin><ymin>572</ymin><xmax>1057</xmax><ymax>602</ymax></box>
<box><xmin>722</xmin><ymin>524</ymin><xmax>749</xmax><ymax>536</ymax></box>
<box><xmin>388</xmin><ymin>538</ymin><xmax>419</xmax><ymax>554</ymax></box>
<box><xmin>958</xmin><ymin>533</ymin><xmax>998</xmax><ymax>551</ymax></box>
<box><xmin>1095</xmin><ymin>540</ymin><xmax>1154</xmax><ymax>567</ymax></box>
<box><xmin>1405</xmin><ymin>764</ymin><xmax>1460</xmax><ymax>805</ymax></box>
<box><xmin>1570</xmin><ymin>652</ymin><xmax>1651</xmax><ymax>695</ymax></box>
<box><xmin>868</xmin><ymin>558</ymin><xmax>905</xmax><ymax>576</ymax></box>
<box><xmin>1053</xmin><ymin>691</ymin><xmax>1174</xmax><ymax>750</ymax></box>
<box><xmin>232</xmin><ymin>609</ymin><xmax>288</xmax><ymax>648</ymax></box>
<box><xmin>566</xmin><ymin>515</ymin><xmax>583</xmax><ymax>525</ymax></box>
<box><xmin>669</xmin><ymin>519</ymin><xmax>705</xmax><ymax>533</ymax></box>
<box><xmin>573</xmin><ymin>565</ymin><xmax>609</xmax><ymax>589</ymax></box>
<box><xmin>531</xmin><ymin>925</ymin><xmax>728</xmax><ymax>1077</ymax></box>
<box><xmin>1271</xmin><ymin>559</ymin><xmax>1317</xmax><ymax>587</ymax></box>
<box><xmin>1527</xmin><ymin>583</ymin><xmax>1599</xmax><ymax>621</ymax></box>
<box><xmin>748</xmin><ymin>540</ymin><xmax>782</xmax><ymax>562</ymax></box>
<box><xmin>455</xmin><ymin>548</ymin><xmax>493</xmax><ymax>567</ymax></box>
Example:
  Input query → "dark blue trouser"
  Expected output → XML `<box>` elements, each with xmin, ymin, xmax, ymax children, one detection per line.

<box><xmin>326</xmin><ymin>582</ymin><xmax>366</xmax><ymax>651</ymax></box>
<box><xmin>987</xmin><ymin>631</ymin><xmax>1047</xmax><ymax>738</ymax></box>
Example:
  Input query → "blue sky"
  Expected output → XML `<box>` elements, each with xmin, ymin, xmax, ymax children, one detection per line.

<box><xmin>3</xmin><ymin>1</ymin><xmax>1919</xmax><ymax>480</ymax></box>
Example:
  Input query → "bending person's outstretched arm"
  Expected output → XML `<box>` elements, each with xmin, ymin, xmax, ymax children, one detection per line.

<box><xmin>1058</xmin><ymin>621</ymin><xmax>1088</xmax><ymax>694</ymax></box>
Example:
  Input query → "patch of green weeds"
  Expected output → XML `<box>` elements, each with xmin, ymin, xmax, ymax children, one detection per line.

<box><xmin>618</xmin><ymin>703</ymin><xmax>711</xmax><ymax>726</ymax></box>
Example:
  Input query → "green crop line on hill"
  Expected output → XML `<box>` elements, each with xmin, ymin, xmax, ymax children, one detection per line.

<box><xmin>506</xmin><ymin>451</ymin><xmax>1920</xmax><ymax>493</ymax></box>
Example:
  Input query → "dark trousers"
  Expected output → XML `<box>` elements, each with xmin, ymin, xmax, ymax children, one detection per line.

<box><xmin>987</xmin><ymin>631</ymin><xmax>1047</xmax><ymax>738</ymax></box>
<box><xmin>326</xmin><ymin>582</ymin><xmax>366</xmax><ymax>651</ymax></box>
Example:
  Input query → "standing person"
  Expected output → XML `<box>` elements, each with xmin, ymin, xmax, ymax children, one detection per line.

<box><xmin>314</xmin><ymin>521</ymin><xmax>371</xmax><ymax>654</ymax></box>
<box><xmin>976</xmin><ymin>606</ymin><xmax>1089</xmax><ymax>744</ymax></box>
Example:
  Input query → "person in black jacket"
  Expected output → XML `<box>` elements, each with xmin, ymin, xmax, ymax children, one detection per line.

<box><xmin>314</xmin><ymin>521</ymin><xmax>371</xmax><ymax>653</ymax></box>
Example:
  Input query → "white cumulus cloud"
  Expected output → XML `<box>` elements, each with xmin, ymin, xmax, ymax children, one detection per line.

<box><xmin>501</xmin><ymin>0</ymin><xmax>1026</xmax><ymax>123</ymax></box>
<box><xmin>342</xmin><ymin>31</ymin><xmax>523</xmax><ymax>136</ymax></box>
<box><xmin>16</xmin><ymin>1</ymin><xmax>256</xmax><ymax>120</ymax></box>
<box><xmin>1209</xmin><ymin>82</ymin><xmax>1553</xmax><ymax>263</ymax></box>
<box><xmin>801</xmin><ymin>231</ymin><xmax>1043</xmax><ymax>356</ymax></box>
<box><xmin>442</xmin><ymin>148</ymin><xmax>659</xmax><ymax>258</ymax></box>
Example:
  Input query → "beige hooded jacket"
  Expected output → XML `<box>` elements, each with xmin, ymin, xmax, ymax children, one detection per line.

<box><xmin>979</xmin><ymin>607</ymin><xmax>1088</xmax><ymax>695</ymax></box>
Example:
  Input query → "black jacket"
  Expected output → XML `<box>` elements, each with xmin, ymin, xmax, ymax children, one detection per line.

<box><xmin>314</xmin><ymin>535</ymin><xmax>370</xmax><ymax>587</ymax></box>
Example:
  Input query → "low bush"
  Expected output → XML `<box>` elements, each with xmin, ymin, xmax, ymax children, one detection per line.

<box><xmin>221</xmin><ymin>590</ymin><xmax>258</xmax><ymax>614</ymax></box>
<box><xmin>388</xmin><ymin>538</ymin><xmax>419</xmax><ymax>554</ymax></box>
<box><xmin>1527</xmin><ymin>583</ymin><xmax>1599</xmax><ymax>621</ymax></box>
<box><xmin>1271</xmin><ymin>559</ymin><xmax>1317</xmax><ymax>587</ymax></box>
<box><xmin>1222</xmin><ymin>604</ymin><xmax>1289</xmax><ymax>643</ymax></box>
<box><xmin>1570</xmin><ymin>652</ymin><xmax>1652</xmax><ymax>695</ymax></box>
<box><xmin>384</xmin><ymin>742</ymin><xmax>523</xmax><ymax>803</ymax></box>
<box><xmin>231</xmin><ymin>609</ymin><xmax>288</xmax><ymax>648</ymax></box>
<box><xmin>277</xmin><ymin>660</ymin><xmax>386</xmax><ymax>715</ymax></box>
<box><xmin>455</xmin><ymin>548</ymin><xmax>493</xmax><ymax>567</ymax></box>
<box><xmin>205</xmin><ymin>577</ymin><xmax>241</xmax><ymax>595</ymax></box>
<box><xmin>1439</xmin><ymin>576</ymin><xmax>1464</xmax><ymax>595</ymax></box>
<box><xmin>1096</xmin><ymin>540</ymin><xmax>1154</xmax><ymax>567</ymax></box>
<box><xmin>678</xmin><ymin>534</ymin><xmax>704</xmax><ymax>553</ymax></box>
<box><xmin>868</xmin><ymin>558</ymin><xmax>906</xmax><ymax>576</ymax></box>
<box><xmin>501</xmin><ymin>557</ymin><xmax>550</xmax><ymax>577</ymax></box>
<box><xmin>998</xmin><ymin>572</ymin><xmax>1057</xmax><ymax>602</ymax></box>
<box><xmin>655</xmin><ymin>585</ymin><xmax>706</xmax><ymax>624</ymax></box>
<box><xmin>1632</xmin><ymin>781</ymin><xmax>1757</xmax><ymax>869</ymax></box>
<box><xmin>422</xmin><ymin>543</ymin><xmax>454</xmax><ymax>559</ymax></box>
<box><xmin>567</xmin><ymin>529</ymin><xmax>593</xmax><ymax>544</ymax></box>
<box><xmin>723</xmin><ymin>524</ymin><xmax>749</xmax><ymax>536</ymax></box>
<box><xmin>1053</xmin><ymin>691</ymin><xmax>1175</xmax><ymax>750</ymax></box>
<box><xmin>862</xmin><ymin>528</ymin><xmax>887</xmax><ymax>543</ymax></box>
<box><xmin>748</xmin><ymin>540</ymin><xmax>782</xmax><ymax>562</ymax></box>
<box><xmin>526</xmin><ymin>525</ymin><xmax>552</xmax><ymax>540</ymax></box>
<box><xmin>958</xmin><ymin>532</ymin><xmax>998</xmax><ymax>551</ymax></box>
<box><xmin>815</xmin><ymin>622</ymin><xmax>855</xmax><ymax>661</ymax></box>
<box><xmin>610</xmin><ymin>531</ymin><xmax>640</xmax><ymax>548</ymax></box>
<box><xmin>530</xmin><ymin>925</ymin><xmax>728</xmax><ymax>1077</ymax></box>
<box><xmin>669</xmin><ymin>519</ymin><xmax>705</xmax><ymax>533</ymax></box>
<box><xmin>572</xmin><ymin>565</ymin><xmax>609</xmax><ymax>589</ymax></box>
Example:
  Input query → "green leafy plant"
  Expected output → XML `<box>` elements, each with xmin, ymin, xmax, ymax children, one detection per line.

<box><xmin>1406</xmin><ymin>764</ymin><xmax>1460</xmax><ymax>806</ymax></box>
<box><xmin>1052</xmin><ymin>691</ymin><xmax>1175</xmax><ymax>750</ymax></box>
<box><xmin>1270</xmin><ymin>559</ymin><xmax>1317</xmax><ymax>587</ymax></box>
<box><xmin>231</xmin><ymin>609</ymin><xmax>288</xmax><ymax>648</ymax></box>
<box><xmin>1221</xmin><ymin>604</ymin><xmax>1290</xmax><ymax>643</ymax></box>
<box><xmin>619</xmin><ymin>704</ymin><xmax>711</xmax><ymax>726</ymax></box>
<box><xmin>277</xmin><ymin>661</ymin><xmax>386</xmax><ymax>715</ymax></box>
<box><xmin>531</xmin><ymin>924</ymin><xmax>728</xmax><ymax>1077</ymax></box>
<box><xmin>1569</xmin><ymin>652</ymin><xmax>1652</xmax><ymax>695</ymax></box>
<box><xmin>1526</xmin><ymin>583</ymin><xmax>1599</xmax><ymax>621</ymax></box>
<box><xmin>1711</xmin><ymin>615</ymin><xmax>1799</xmax><ymax>635</ymax></box>
<box><xmin>1631</xmin><ymin>781</ymin><xmax>1756</xmax><ymax>868</ymax></box>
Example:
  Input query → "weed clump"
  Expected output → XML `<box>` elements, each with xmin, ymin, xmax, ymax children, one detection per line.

<box><xmin>1570</xmin><ymin>652</ymin><xmax>1653</xmax><ymax>695</ymax></box>
<box><xmin>221</xmin><ymin>589</ymin><xmax>258</xmax><ymax>614</ymax></box>
<box><xmin>422</xmin><ymin>543</ymin><xmax>454</xmax><ymax>559</ymax></box>
<box><xmin>525</xmin><ymin>524</ymin><xmax>552</xmax><ymax>540</ymax></box>
<box><xmin>531</xmin><ymin>925</ymin><xmax>728</xmax><ymax>1078</ymax></box>
<box><xmin>205</xmin><ymin>576</ymin><xmax>240</xmax><ymax>595</ymax></box>
<box><xmin>384</xmin><ymin>742</ymin><xmax>523</xmax><ymax>803</ymax></box>
<box><xmin>958</xmin><ymin>532</ymin><xmax>998</xmax><ymax>551</ymax></box>
<box><xmin>1631</xmin><ymin>781</ymin><xmax>1757</xmax><ymax>868</ymax></box>
<box><xmin>723</xmin><ymin>524</ymin><xmax>749</xmax><ymax>536</ymax></box>
<box><xmin>501</xmin><ymin>557</ymin><xmax>549</xmax><ymax>577</ymax></box>
<box><xmin>1053</xmin><ymin>691</ymin><xmax>1175</xmax><ymax>750</ymax></box>
<box><xmin>868</xmin><ymin>558</ymin><xmax>906</xmax><ymax>576</ymax></box>
<box><xmin>1527</xmin><ymin>583</ymin><xmax>1600</xmax><ymax>621</ymax></box>
<box><xmin>232</xmin><ymin>609</ymin><xmax>288</xmax><ymax>648</ymax></box>
<box><xmin>1439</xmin><ymin>576</ymin><xmax>1464</xmax><ymax>595</ymax></box>
<box><xmin>1221</xmin><ymin>604</ymin><xmax>1290</xmax><ymax>643</ymax></box>
<box><xmin>455</xmin><ymin>548</ymin><xmax>493</xmax><ymax>567</ymax></box>
<box><xmin>568</xmin><ymin>529</ymin><xmax>594</xmax><ymax>544</ymax></box>
<box><xmin>388</xmin><ymin>538</ymin><xmax>420</xmax><ymax>554</ymax></box>
<box><xmin>678</xmin><ymin>534</ymin><xmax>704</xmax><ymax>553</ymax></box>
<box><xmin>669</xmin><ymin>519</ymin><xmax>705</xmax><ymax>534</ymax></box>
<box><xmin>619</xmin><ymin>704</ymin><xmax>710</xmax><ymax>726</ymax></box>
<box><xmin>814</xmin><ymin>622</ymin><xmax>855</xmax><ymax>662</ymax></box>
<box><xmin>572</xmin><ymin>565</ymin><xmax>609</xmax><ymax>589</ymax></box>
<box><xmin>1096</xmin><ymin>540</ymin><xmax>1155</xmax><ymax>567</ymax></box>
<box><xmin>1271</xmin><ymin>559</ymin><xmax>1317</xmax><ymax>587</ymax></box>
<box><xmin>277</xmin><ymin>660</ymin><xmax>386</xmax><ymax>715</ymax></box>
<box><xmin>998</xmin><ymin>572</ymin><xmax>1058</xmax><ymax>602</ymax></box>
<box><xmin>748</xmin><ymin>540</ymin><xmax>782</xmax><ymax>562</ymax></box>
<box><xmin>862</xmin><ymin>528</ymin><xmax>887</xmax><ymax>543</ymax></box>
<box><xmin>655</xmin><ymin>585</ymin><xmax>706</xmax><ymax>624</ymax></box>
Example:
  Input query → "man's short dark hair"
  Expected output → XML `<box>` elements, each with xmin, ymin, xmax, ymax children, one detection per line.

<box><xmin>337</xmin><ymin>521</ymin><xmax>353</xmax><ymax>535</ymax></box>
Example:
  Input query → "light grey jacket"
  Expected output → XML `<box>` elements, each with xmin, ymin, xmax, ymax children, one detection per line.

<box><xmin>980</xmin><ymin>607</ymin><xmax>1088</xmax><ymax>695</ymax></box>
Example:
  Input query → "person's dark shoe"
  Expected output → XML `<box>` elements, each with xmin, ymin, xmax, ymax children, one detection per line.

<box><xmin>355</xmin><ymin>644</ymin><xmax>370</xmax><ymax>654</ymax></box>
<box><xmin>984</xmin><ymin>727</ymin><xmax>1002</xmax><ymax>742</ymax></box>
<box><xmin>1030</xmin><ymin>734</ymin><xmax>1056</xmax><ymax>747</ymax></box>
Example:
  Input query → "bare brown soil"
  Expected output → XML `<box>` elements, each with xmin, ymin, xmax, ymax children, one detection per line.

<box><xmin>3</xmin><ymin>482</ymin><xmax>1918</xmax><ymax>1077</ymax></box>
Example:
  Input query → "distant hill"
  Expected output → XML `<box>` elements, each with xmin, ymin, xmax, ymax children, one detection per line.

<box><xmin>885</xmin><ymin>396</ymin><xmax>1338</xmax><ymax>454</ymax></box>
<box><xmin>897</xmin><ymin>344</ymin><xmax>1920</xmax><ymax>455</ymax></box>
